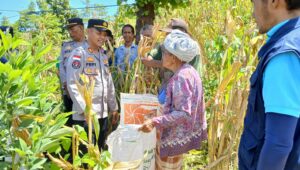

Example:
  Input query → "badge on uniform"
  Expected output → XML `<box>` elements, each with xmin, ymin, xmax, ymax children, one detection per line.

<box><xmin>72</xmin><ymin>55</ymin><xmax>81</xmax><ymax>69</ymax></box>
<box><xmin>72</xmin><ymin>60</ymin><xmax>81</xmax><ymax>69</ymax></box>
<box><xmin>86</xmin><ymin>62</ymin><xmax>96</xmax><ymax>67</ymax></box>
<box><xmin>73</xmin><ymin>55</ymin><xmax>81</xmax><ymax>60</ymax></box>
<box><xmin>103</xmin><ymin>59</ymin><xmax>108</xmax><ymax>65</ymax></box>
<box><xmin>85</xmin><ymin>56</ymin><xmax>98</xmax><ymax>75</ymax></box>
<box><xmin>86</xmin><ymin>68</ymin><xmax>93</xmax><ymax>74</ymax></box>
<box><xmin>87</xmin><ymin>57</ymin><xmax>94</xmax><ymax>62</ymax></box>
<box><xmin>66</xmin><ymin>45</ymin><xmax>72</xmax><ymax>50</ymax></box>
<box><xmin>84</xmin><ymin>67</ymin><xmax>98</xmax><ymax>75</ymax></box>
<box><xmin>65</xmin><ymin>50</ymin><xmax>71</xmax><ymax>54</ymax></box>
<box><xmin>64</xmin><ymin>45</ymin><xmax>72</xmax><ymax>54</ymax></box>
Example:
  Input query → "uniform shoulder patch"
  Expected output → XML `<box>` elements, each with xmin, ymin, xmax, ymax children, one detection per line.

<box><xmin>72</xmin><ymin>55</ymin><xmax>81</xmax><ymax>60</ymax></box>
<box><xmin>62</xmin><ymin>40</ymin><xmax>73</xmax><ymax>47</ymax></box>
<box><xmin>72</xmin><ymin>60</ymin><xmax>81</xmax><ymax>69</ymax></box>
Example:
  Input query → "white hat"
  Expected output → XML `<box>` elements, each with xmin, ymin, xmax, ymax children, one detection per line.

<box><xmin>163</xmin><ymin>30</ymin><xmax>199</xmax><ymax>63</ymax></box>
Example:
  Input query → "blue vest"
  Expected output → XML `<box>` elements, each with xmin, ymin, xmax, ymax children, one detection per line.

<box><xmin>238</xmin><ymin>17</ymin><xmax>300</xmax><ymax>170</ymax></box>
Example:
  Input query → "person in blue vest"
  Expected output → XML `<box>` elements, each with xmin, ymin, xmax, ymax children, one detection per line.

<box><xmin>238</xmin><ymin>0</ymin><xmax>300</xmax><ymax>170</ymax></box>
<box><xmin>0</xmin><ymin>26</ymin><xmax>14</xmax><ymax>64</ymax></box>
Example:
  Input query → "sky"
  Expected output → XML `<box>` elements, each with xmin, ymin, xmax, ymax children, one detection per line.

<box><xmin>0</xmin><ymin>0</ymin><xmax>135</xmax><ymax>23</ymax></box>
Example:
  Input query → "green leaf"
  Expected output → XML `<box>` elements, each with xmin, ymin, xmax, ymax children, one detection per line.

<box><xmin>30</xmin><ymin>158</ymin><xmax>47</xmax><ymax>170</ymax></box>
<box><xmin>63</xmin><ymin>154</ymin><xmax>70</xmax><ymax>161</ymax></box>
<box><xmin>100</xmin><ymin>151</ymin><xmax>112</xmax><ymax>164</ymax></box>
<box><xmin>35</xmin><ymin>60</ymin><xmax>56</xmax><ymax>73</ymax></box>
<box><xmin>73</xmin><ymin>155</ymin><xmax>82</xmax><ymax>167</ymax></box>
<box><xmin>49</xmin><ymin>162</ymin><xmax>60</xmax><ymax>170</ymax></box>
<box><xmin>8</xmin><ymin>69</ymin><xmax>22</xmax><ymax>82</ymax></box>
<box><xmin>54</xmin><ymin>111</ymin><xmax>73</xmax><ymax>123</ymax></box>
<box><xmin>22</xmin><ymin>106</ymin><xmax>39</xmax><ymax>110</ymax></box>
<box><xmin>14</xmin><ymin>148</ymin><xmax>26</xmax><ymax>157</ymax></box>
<box><xmin>0</xmin><ymin>111</ymin><xmax>5</xmax><ymax>120</ymax></box>
<box><xmin>0</xmin><ymin>31</ymin><xmax>9</xmax><ymax>50</ymax></box>
<box><xmin>15</xmin><ymin>97</ymin><xmax>36</xmax><ymax>108</ymax></box>
<box><xmin>32</xmin><ymin>132</ymin><xmax>43</xmax><ymax>142</ymax></box>
<box><xmin>82</xmin><ymin>155</ymin><xmax>96</xmax><ymax>167</ymax></box>
<box><xmin>12</xmin><ymin>39</ymin><xmax>29</xmax><ymax>50</ymax></box>
<box><xmin>47</xmin><ymin>143</ymin><xmax>61</xmax><ymax>154</ymax></box>
<box><xmin>19</xmin><ymin>138</ymin><xmax>28</xmax><ymax>152</ymax></box>
<box><xmin>40</xmin><ymin>139</ymin><xmax>60</xmax><ymax>152</ymax></box>
<box><xmin>35</xmin><ymin>44</ymin><xmax>52</xmax><ymax>60</ymax></box>
<box><xmin>93</xmin><ymin>114</ymin><xmax>100</xmax><ymax>144</ymax></box>
<box><xmin>61</xmin><ymin>138</ymin><xmax>72</xmax><ymax>151</ymax></box>
<box><xmin>0</xmin><ymin>162</ymin><xmax>11</xmax><ymax>169</ymax></box>
<box><xmin>74</xmin><ymin>125</ymin><xmax>88</xmax><ymax>142</ymax></box>
<box><xmin>48</xmin><ymin>127</ymin><xmax>73</xmax><ymax>138</ymax></box>
<box><xmin>19</xmin><ymin>119</ymin><xmax>35</xmax><ymax>129</ymax></box>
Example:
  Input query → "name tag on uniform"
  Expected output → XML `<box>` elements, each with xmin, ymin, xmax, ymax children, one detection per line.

<box><xmin>86</xmin><ymin>63</ymin><xmax>96</xmax><ymax>67</ymax></box>
<box><xmin>84</xmin><ymin>56</ymin><xmax>98</xmax><ymax>75</ymax></box>
<box><xmin>103</xmin><ymin>59</ymin><xmax>108</xmax><ymax>65</ymax></box>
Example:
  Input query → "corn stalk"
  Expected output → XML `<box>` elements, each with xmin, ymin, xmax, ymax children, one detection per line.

<box><xmin>153</xmin><ymin>0</ymin><xmax>265</xmax><ymax>169</ymax></box>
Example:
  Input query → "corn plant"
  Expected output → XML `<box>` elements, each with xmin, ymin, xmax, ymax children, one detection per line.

<box><xmin>0</xmin><ymin>32</ymin><xmax>112</xmax><ymax>170</ymax></box>
<box><xmin>0</xmin><ymin>31</ymin><xmax>72</xmax><ymax>169</ymax></box>
<box><xmin>154</xmin><ymin>0</ymin><xmax>265</xmax><ymax>169</ymax></box>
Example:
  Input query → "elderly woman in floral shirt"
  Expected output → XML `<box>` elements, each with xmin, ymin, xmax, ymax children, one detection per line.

<box><xmin>139</xmin><ymin>30</ymin><xmax>207</xmax><ymax>170</ymax></box>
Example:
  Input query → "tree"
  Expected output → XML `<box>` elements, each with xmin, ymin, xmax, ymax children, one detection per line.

<box><xmin>16</xmin><ymin>0</ymin><xmax>64</xmax><ymax>48</ymax></box>
<box><xmin>44</xmin><ymin>0</ymin><xmax>77</xmax><ymax>25</ymax></box>
<box><xmin>17</xmin><ymin>1</ymin><xmax>36</xmax><ymax>32</ymax></box>
<box><xmin>117</xmin><ymin>0</ymin><xmax>190</xmax><ymax>43</ymax></box>
<box><xmin>16</xmin><ymin>0</ymin><xmax>79</xmax><ymax>43</ymax></box>
<box><xmin>1</xmin><ymin>16</ymin><xmax>10</xmax><ymax>26</ymax></box>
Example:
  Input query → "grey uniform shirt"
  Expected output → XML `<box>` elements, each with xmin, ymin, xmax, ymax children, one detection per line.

<box><xmin>59</xmin><ymin>40</ymin><xmax>88</xmax><ymax>94</ymax></box>
<box><xmin>66</xmin><ymin>46</ymin><xmax>118</xmax><ymax>121</ymax></box>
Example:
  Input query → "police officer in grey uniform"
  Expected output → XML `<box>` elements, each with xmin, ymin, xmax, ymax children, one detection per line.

<box><xmin>66</xmin><ymin>19</ymin><xmax>118</xmax><ymax>150</ymax></box>
<box><xmin>59</xmin><ymin>18</ymin><xmax>87</xmax><ymax>126</ymax></box>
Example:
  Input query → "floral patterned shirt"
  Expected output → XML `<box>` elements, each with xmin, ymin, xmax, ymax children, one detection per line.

<box><xmin>152</xmin><ymin>64</ymin><xmax>207</xmax><ymax>157</ymax></box>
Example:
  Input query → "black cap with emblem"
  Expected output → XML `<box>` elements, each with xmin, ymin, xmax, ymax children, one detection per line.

<box><xmin>88</xmin><ymin>19</ymin><xmax>109</xmax><ymax>32</ymax></box>
<box><xmin>0</xmin><ymin>26</ymin><xmax>14</xmax><ymax>37</ymax></box>
<box><xmin>65</xmin><ymin>18</ymin><xmax>84</xmax><ymax>28</ymax></box>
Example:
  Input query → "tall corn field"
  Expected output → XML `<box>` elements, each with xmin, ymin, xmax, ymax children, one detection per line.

<box><xmin>155</xmin><ymin>0</ymin><xmax>265</xmax><ymax>169</ymax></box>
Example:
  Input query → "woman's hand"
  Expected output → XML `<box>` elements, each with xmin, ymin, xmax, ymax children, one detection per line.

<box><xmin>111</xmin><ymin>111</ymin><xmax>119</xmax><ymax>125</ymax></box>
<box><xmin>138</xmin><ymin>119</ymin><xmax>154</xmax><ymax>133</ymax></box>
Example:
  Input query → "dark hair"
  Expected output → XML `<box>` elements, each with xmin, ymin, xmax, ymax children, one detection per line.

<box><xmin>122</xmin><ymin>24</ymin><xmax>135</xmax><ymax>34</ymax></box>
<box><xmin>106</xmin><ymin>29</ymin><xmax>114</xmax><ymax>39</ymax></box>
<box><xmin>285</xmin><ymin>0</ymin><xmax>300</xmax><ymax>10</ymax></box>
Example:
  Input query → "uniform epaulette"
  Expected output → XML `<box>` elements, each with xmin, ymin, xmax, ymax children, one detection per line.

<box><xmin>62</xmin><ymin>40</ymin><xmax>73</xmax><ymax>47</ymax></box>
